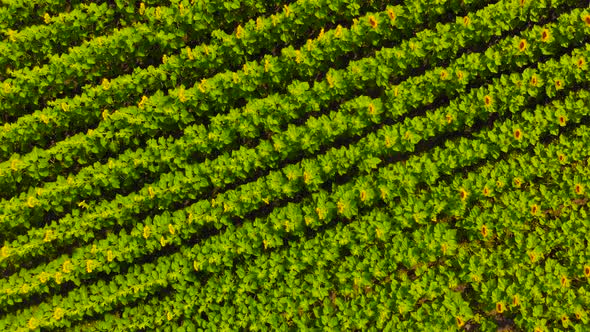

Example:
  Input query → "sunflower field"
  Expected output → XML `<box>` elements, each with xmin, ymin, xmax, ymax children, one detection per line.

<box><xmin>0</xmin><ymin>0</ymin><xmax>590</xmax><ymax>330</ymax></box>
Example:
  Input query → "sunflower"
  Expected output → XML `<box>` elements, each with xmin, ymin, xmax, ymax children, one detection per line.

<box><xmin>518</xmin><ymin>39</ymin><xmax>527</xmax><ymax>52</ymax></box>
<box><xmin>541</xmin><ymin>29</ymin><xmax>551</xmax><ymax>42</ymax></box>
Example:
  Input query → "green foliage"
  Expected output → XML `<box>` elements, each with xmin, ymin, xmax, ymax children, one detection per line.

<box><xmin>1</xmin><ymin>0</ymin><xmax>590</xmax><ymax>331</ymax></box>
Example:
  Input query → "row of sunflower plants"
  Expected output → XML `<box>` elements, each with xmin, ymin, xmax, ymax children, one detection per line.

<box><xmin>149</xmin><ymin>42</ymin><xmax>590</xmax><ymax>275</ymax></box>
<box><xmin>0</xmin><ymin>0</ymin><xmax>434</xmax><ymax>227</ymax></box>
<box><xmin>0</xmin><ymin>0</ymin><xmax>526</xmax><ymax>239</ymax></box>
<box><xmin>3</xmin><ymin>80</ymin><xmax>587</xmax><ymax>329</ymax></box>
<box><xmin>0</xmin><ymin>0</ymin><xmax>282</xmax><ymax>121</ymax></box>
<box><xmin>0</xmin><ymin>0</ymin><xmax>477</xmax><ymax>195</ymax></box>
<box><xmin>90</xmin><ymin>125</ymin><xmax>590</xmax><ymax>331</ymax></box>
<box><xmin>0</xmin><ymin>0</ymin><xmax>404</xmax><ymax>190</ymax></box>
<box><xmin>0</xmin><ymin>17</ymin><xmax>587</xmax><ymax>309</ymax></box>
<box><xmin>5</xmin><ymin>0</ymin><xmax>580</xmax><ymax>232</ymax></box>
<box><xmin>0</xmin><ymin>2</ymin><xmax>143</xmax><ymax>73</ymax></box>
<box><xmin>0</xmin><ymin>0</ymin><xmax>298</xmax><ymax>156</ymax></box>
<box><xmin>0</xmin><ymin>0</ymin><xmax>393</xmax><ymax>158</ymax></box>
<box><xmin>452</xmin><ymin>180</ymin><xmax>590</xmax><ymax>331</ymax></box>
<box><xmin>176</xmin><ymin>109</ymin><xmax>590</xmax><ymax>331</ymax></box>
<box><xmin>0</xmin><ymin>0</ymin><xmax>121</xmax><ymax>31</ymax></box>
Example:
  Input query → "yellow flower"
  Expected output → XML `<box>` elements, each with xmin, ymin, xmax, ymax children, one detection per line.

<box><xmin>21</xmin><ymin>283</ymin><xmax>30</xmax><ymax>294</ymax></box>
<box><xmin>518</xmin><ymin>39</ymin><xmax>527</xmax><ymax>52</ymax></box>
<box><xmin>1</xmin><ymin>245</ymin><xmax>9</xmax><ymax>258</ymax></box>
<box><xmin>53</xmin><ymin>307</ymin><xmax>65</xmax><ymax>320</ymax></box>
<box><xmin>283</xmin><ymin>4</ymin><xmax>291</xmax><ymax>17</ymax></box>
<box><xmin>235</xmin><ymin>25</ymin><xmax>244</xmax><ymax>39</ymax></box>
<box><xmin>198</xmin><ymin>79</ymin><xmax>207</xmax><ymax>93</ymax></box>
<box><xmin>168</xmin><ymin>224</ymin><xmax>175</xmax><ymax>235</ymax></box>
<box><xmin>43</xmin><ymin>13</ymin><xmax>51</xmax><ymax>24</ymax></box>
<box><xmin>387</xmin><ymin>9</ymin><xmax>396</xmax><ymax>22</ymax></box>
<box><xmin>513</xmin><ymin>294</ymin><xmax>520</xmax><ymax>307</ymax></box>
<box><xmin>530</xmin><ymin>204</ymin><xmax>539</xmax><ymax>216</ymax></box>
<box><xmin>28</xmin><ymin>317</ymin><xmax>38</xmax><ymax>330</ymax></box>
<box><xmin>462</xmin><ymin>16</ymin><xmax>470</xmax><ymax>26</ymax></box>
<box><xmin>256</xmin><ymin>17</ymin><xmax>264</xmax><ymax>31</ymax></box>
<box><xmin>541</xmin><ymin>29</ymin><xmax>551</xmax><ymax>42</ymax></box>
<box><xmin>337</xmin><ymin>200</ymin><xmax>346</xmax><ymax>214</ymax></box>
<box><xmin>560</xmin><ymin>275</ymin><xmax>568</xmax><ymax>288</ymax></box>
<box><xmin>62</xmin><ymin>260</ymin><xmax>73</xmax><ymax>273</ymax></box>
<box><xmin>143</xmin><ymin>225</ymin><xmax>150</xmax><ymax>239</ymax></box>
<box><xmin>335</xmin><ymin>25</ymin><xmax>343</xmax><ymax>38</ymax></box>
<box><xmin>456</xmin><ymin>316</ymin><xmax>465</xmax><ymax>327</ymax></box>
<box><xmin>368</xmin><ymin>16</ymin><xmax>378</xmax><ymax>29</ymax></box>
<box><xmin>44</xmin><ymin>230</ymin><xmax>53</xmax><ymax>242</ymax></box>
<box><xmin>138</xmin><ymin>95</ymin><xmax>148</xmax><ymax>108</ymax></box>
<box><xmin>459</xmin><ymin>188</ymin><xmax>468</xmax><ymax>201</ymax></box>
<box><xmin>10</xmin><ymin>158</ymin><xmax>20</xmax><ymax>171</ymax></box>
<box><xmin>38</xmin><ymin>271</ymin><xmax>49</xmax><ymax>284</ymax></box>
<box><xmin>107</xmin><ymin>250</ymin><xmax>114</xmax><ymax>262</ymax></box>
<box><xmin>360</xmin><ymin>190</ymin><xmax>367</xmax><ymax>202</ymax></box>
<box><xmin>148</xmin><ymin>186</ymin><xmax>155</xmax><ymax>199</ymax></box>
<box><xmin>481</xmin><ymin>224</ymin><xmax>488</xmax><ymax>238</ymax></box>
<box><xmin>27</xmin><ymin>196</ymin><xmax>37</xmax><ymax>208</ymax></box>
<box><xmin>553</xmin><ymin>80</ymin><xmax>564</xmax><ymax>93</ymax></box>
<box><xmin>178</xmin><ymin>88</ymin><xmax>187</xmax><ymax>103</ymax></box>
<box><xmin>86</xmin><ymin>260</ymin><xmax>95</xmax><ymax>273</ymax></box>
<box><xmin>315</xmin><ymin>207</ymin><xmax>325</xmax><ymax>220</ymax></box>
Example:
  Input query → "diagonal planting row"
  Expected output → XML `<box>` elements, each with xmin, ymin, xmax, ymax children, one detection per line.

<box><xmin>0</xmin><ymin>0</ymin><xmax>124</xmax><ymax>31</ymax></box>
<box><xmin>91</xmin><ymin>124</ymin><xmax>590</xmax><ymax>331</ymax></box>
<box><xmin>0</xmin><ymin>0</ymin><xmax>391</xmax><ymax>149</ymax></box>
<box><xmin>178</xmin><ymin>167</ymin><xmax>590</xmax><ymax>330</ymax></box>
<box><xmin>2</xmin><ymin>57</ymin><xmax>589</xmax><ymax>329</ymax></box>
<box><xmin>0</xmin><ymin>8</ymin><xmax>587</xmax><ymax>312</ymax></box>
<box><xmin>0</xmin><ymin>5</ymin><xmax>587</xmax><ymax>280</ymax></box>
<box><xmin>0</xmin><ymin>0</ymin><xmax>584</xmax><ymax>246</ymax></box>
<box><xmin>1</xmin><ymin>35</ymin><xmax>579</xmax><ymax>322</ymax></box>
<box><xmin>0</xmin><ymin>3</ymin><xmax>498</xmax><ymax>193</ymax></box>
<box><xmin>97</xmin><ymin>92</ymin><xmax>590</xmax><ymax>328</ymax></box>
<box><xmin>0</xmin><ymin>0</ymin><xmax>483</xmax><ymax>196</ymax></box>
<box><xmin>0</xmin><ymin>0</ymin><xmax>296</xmax><ymax>122</ymax></box>
<box><xmin>0</xmin><ymin>0</ymin><xmax>515</xmax><ymax>235</ymax></box>
<box><xmin>0</xmin><ymin>2</ymin><xmax>143</xmax><ymax>73</ymax></box>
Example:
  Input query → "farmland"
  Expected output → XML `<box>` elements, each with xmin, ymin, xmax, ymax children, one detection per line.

<box><xmin>0</xmin><ymin>0</ymin><xmax>589</xmax><ymax>330</ymax></box>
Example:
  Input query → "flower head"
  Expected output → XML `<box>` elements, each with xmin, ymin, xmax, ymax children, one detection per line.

<box><xmin>460</xmin><ymin>188</ymin><xmax>468</xmax><ymax>201</ymax></box>
<box><xmin>518</xmin><ymin>39</ymin><xmax>527</xmax><ymax>52</ymax></box>
<box><xmin>541</xmin><ymin>29</ymin><xmax>551</xmax><ymax>42</ymax></box>
<box><xmin>368</xmin><ymin>16</ymin><xmax>378</xmax><ymax>29</ymax></box>
<box><xmin>481</xmin><ymin>224</ymin><xmax>488</xmax><ymax>238</ymax></box>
